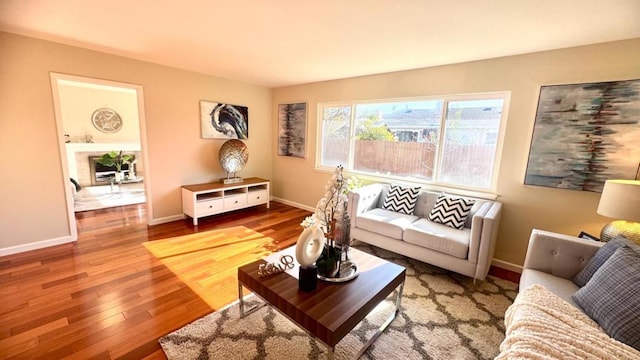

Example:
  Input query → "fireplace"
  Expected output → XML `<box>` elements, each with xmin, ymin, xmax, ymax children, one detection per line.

<box><xmin>88</xmin><ymin>156</ymin><xmax>134</xmax><ymax>185</ymax></box>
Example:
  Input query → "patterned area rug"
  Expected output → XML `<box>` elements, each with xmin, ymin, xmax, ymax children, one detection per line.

<box><xmin>159</xmin><ymin>243</ymin><xmax>518</xmax><ymax>359</ymax></box>
<box><xmin>73</xmin><ymin>183</ymin><xmax>146</xmax><ymax>212</ymax></box>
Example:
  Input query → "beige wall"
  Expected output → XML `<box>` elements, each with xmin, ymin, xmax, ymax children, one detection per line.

<box><xmin>59</xmin><ymin>83</ymin><xmax>140</xmax><ymax>143</ymax></box>
<box><xmin>272</xmin><ymin>38</ymin><xmax>640</xmax><ymax>267</ymax></box>
<box><xmin>0</xmin><ymin>32</ymin><xmax>272</xmax><ymax>252</ymax></box>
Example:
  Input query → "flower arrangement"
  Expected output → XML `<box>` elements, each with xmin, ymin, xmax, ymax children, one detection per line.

<box><xmin>301</xmin><ymin>166</ymin><xmax>354</xmax><ymax>232</ymax></box>
<box><xmin>298</xmin><ymin>166</ymin><xmax>362</xmax><ymax>278</ymax></box>
<box><xmin>316</xmin><ymin>165</ymin><xmax>348</xmax><ymax>237</ymax></box>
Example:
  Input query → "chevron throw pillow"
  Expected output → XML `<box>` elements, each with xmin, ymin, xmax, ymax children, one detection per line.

<box><xmin>428</xmin><ymin>193</ymin><xmax>475</xmax><ymax>230</ymax></box>
<box><xmin>382</xmin><ymin>185</ymin><xmax>421</xmax><ymax>215</ymax></box>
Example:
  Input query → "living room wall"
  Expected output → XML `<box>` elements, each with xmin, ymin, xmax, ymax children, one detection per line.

<box><xmin>271</xmin><ymin>38</ymin><xmax>640</xmax><ymax>268</ymax></box>
<box><xmin>0</xmin><ymin>32</ymin><xmax>272</xmax><ymax>254</ymax></box>
<box><xmin>59</xmin><ymin>82</ymin><xmax>140</xmax><ymax>143</ymax></box>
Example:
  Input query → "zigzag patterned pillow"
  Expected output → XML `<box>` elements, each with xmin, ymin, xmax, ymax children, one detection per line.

<box><xmin>428</xmin><ymin>193</ymin><xmax>475</xmax><ymax>230</ymax></box>
<box><xmin>382</xmin><ymin>185</ymin><xmax>421</xmax><ymax>215</ymax></box>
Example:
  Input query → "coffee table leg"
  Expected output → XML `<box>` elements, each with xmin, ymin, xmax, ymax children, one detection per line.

<box><xmin>325</xmin><ymin>344</ymin><xmax>334</xmax><ymax>360</ymax></box>
<box><xmin>238</xmin><ymin>283</ymin><xmax>263</xmax><ymax>318</ymax></box>
<box><xmin>354</xmin><ymin>281</ymin><xmax>405</xmax><ymax>359</ymax></box>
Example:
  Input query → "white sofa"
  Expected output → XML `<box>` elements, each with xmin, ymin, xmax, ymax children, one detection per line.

<box><xmin>498</xmin><ymin>229</ymin><xmax>640</xmax><ymax>358</ymax></box>
<box><xmin>519</xmin><ymin>229</ymin><xmax>603</xmax><ymax>308</ymax></box>
<box><xmin>347</xmin><ymin>183</ymin><xmax>502</xmax><ymax>281</ymax></box>
<box><xmin>496</xmin><ymin>229</ymin><xmax>640</xmax><ymax>360</ymax></box>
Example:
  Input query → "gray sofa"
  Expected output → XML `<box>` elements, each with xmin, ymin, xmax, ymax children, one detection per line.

<box><xmin>347</xmin><ymin>183</ymin><xmax>502</xmax><ymax>281</ymax></box>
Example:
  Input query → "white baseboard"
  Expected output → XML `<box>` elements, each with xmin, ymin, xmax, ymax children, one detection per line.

<box><xmin>271</xmin><ymin>196</ymin><xmax>314</xmax><ymax>212</ymax></box>
<box><xmin>148</xmin><ymin>214</ymin><xmax>185</xmax><ymax>226</ymax></box>
<box><xmin>491</xmin><ymin>258</ymin><xmax>522</xmax><ymax>273</ymax></box>
<box><xmin>0</xmin><ymin>235</ymin><xmax>75</xmax><ymax>257</ymax></box>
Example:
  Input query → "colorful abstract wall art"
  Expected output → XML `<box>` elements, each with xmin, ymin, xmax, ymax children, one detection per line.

<box><xmin>525</xmin><ymin>79</ymin><xmax>640</xmax><ymax>193</ymax></box>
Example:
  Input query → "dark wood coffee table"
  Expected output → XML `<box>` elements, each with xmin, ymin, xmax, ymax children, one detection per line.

<box><xmin>237</xmin><ymin>246</ymin><xmax>405</xmax><ymax>358</ymax></box>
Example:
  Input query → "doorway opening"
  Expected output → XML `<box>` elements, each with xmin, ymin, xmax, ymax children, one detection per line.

<box><xmin>51</xmin><ymin>73</ymin><xmax>153</xmax><ymax>239</ymax></box>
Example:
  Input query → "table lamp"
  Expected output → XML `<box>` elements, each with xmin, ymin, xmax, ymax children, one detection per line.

<box><xmin>596</xmin><ymin>179</ymin><xmax>640</xmax><ymax>243</ymax></box>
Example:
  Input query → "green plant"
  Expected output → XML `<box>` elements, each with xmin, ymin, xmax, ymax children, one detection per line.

<box><xmin>356</xmin><ymin>115</ymin><xmax>395</xmax><ymax>141</ymax></box>
<box><xmin>97</xmin><ymin>151</ymin><xmax>134</xmax><ymax>172</ymax></box>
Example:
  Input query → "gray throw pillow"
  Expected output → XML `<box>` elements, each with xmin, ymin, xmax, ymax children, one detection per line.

<box><xmin>573</xmin><ymin>246</ymin><xmax>640</xmax><ymax>351</ymax></box>
<box><xmin>573</xmin><ymin>236</ymin><xmax>639</xmax><ymax>287</ymax></box>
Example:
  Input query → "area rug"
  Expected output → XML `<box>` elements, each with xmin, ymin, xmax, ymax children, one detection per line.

<box><xmin>73</xmin><ymin>183</ymin><xmax>146</xmax><ymax>212</ymax></box>
<box><xmin>159</xmin><ymin>243</ymin><xmax>518</xmax><ymax>360</ymax></box>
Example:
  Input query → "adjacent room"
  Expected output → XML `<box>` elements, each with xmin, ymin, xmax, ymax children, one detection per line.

<box><xmin>1</xmin><ymin>1</ymin><xmax>639</xmax><ymax>359</ymax></box>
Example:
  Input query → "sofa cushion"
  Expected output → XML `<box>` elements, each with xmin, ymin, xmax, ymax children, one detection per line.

<box><xmin>427</xmin><ymin>193</ymin><xmax>475</xmax><ymax>230</ymax></box>
<box><xmin>355</xmin><ymin>208</ymin><xmax>418</xmax><ymax>240</ymax></box>
<box><xmin>382</xmin><ymin>184</ymin><xmax>421</xmax><ymax>215</ymax></box>
<box><xmin>403</xmin><ymin>219</ymin><xmax>470</xmax><ymax>258</ymax></box>
<box><xmin>573</xmin><ymin>235</ymin><xmax>640</xmax><ymax>286</ymax></box>
<box><xmin>412</xmin><ymin>190</ymin><xmax>438</xmax><ymax>218</ymax></box>
<box><xmin>520</xmin><ymin>269</ymin><xmax>582</xmax><ymax>309</ymax></box>
<box><xmin>573</xmin><ymin>246</ymin><xmax>640</xmax><ymax>351</ymax></box>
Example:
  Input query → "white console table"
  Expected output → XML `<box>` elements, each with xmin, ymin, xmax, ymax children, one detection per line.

<box><xmin>181</xmin><ymin>177</ymin><xmax>270</xmax><ymax>225</ymax></box>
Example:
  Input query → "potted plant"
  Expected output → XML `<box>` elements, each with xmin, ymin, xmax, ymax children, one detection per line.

<box><xmin>97</xmin><ymin>151</ymin><xmax>134</xmax><ymax>182</ymax></box>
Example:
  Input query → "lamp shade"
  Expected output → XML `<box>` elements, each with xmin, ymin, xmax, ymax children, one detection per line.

<box><xmin>597</xmin><ymin>180</ymin><xmax>640</xmax><ymax>221</ymax></box>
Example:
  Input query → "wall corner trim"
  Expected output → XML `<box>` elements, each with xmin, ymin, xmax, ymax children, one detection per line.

<box><xmin>148</xmin><ymin>214</ymin><xmax>186</xmax><ymax>226</ymax></box>
<box><xmin>491</xmin><ymin>258</ymin><xmax>522</xmax><ymax>273</ymax></box>
<box><xmin>0</xmin><ymin>235</ymin><xmax>75</xmax><ymax>257</ymax></box>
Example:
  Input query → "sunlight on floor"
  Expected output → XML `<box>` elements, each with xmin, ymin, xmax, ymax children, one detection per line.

<box><xmin>142</xmin><ymin>226</ymin><xmax>274</xmax><ymax>309</ymax></box>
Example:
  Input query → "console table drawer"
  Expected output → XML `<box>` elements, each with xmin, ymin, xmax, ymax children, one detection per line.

<box><xmin>196</xmin><ymin>198</ymin><xmax>223</xmax><ymax>215</ymax></box>
<box><xmin>182</xmin><ymin>178</ymin><xmax>270</xmax><ymax>226</ymax></box>
<box><xmin>224</xmin><ymin>194</ymin><xmax>247</xmax><ymax>209</ymax></box>
<box><xmin>248</xmin><ymin>190</ymin><xmax>268</xmax><ymax>205</ymax></box>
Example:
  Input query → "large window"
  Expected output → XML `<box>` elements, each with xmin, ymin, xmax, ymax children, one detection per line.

<box><xmin>318</xmin><ymin>93</ymin><xmax>509</xmax><ymax>191</ymax></box>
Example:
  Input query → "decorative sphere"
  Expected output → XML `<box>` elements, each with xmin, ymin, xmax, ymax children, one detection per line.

<box><xmin>218</xmin><ymin>139</ymin><xmax>248</xmax><ymax>173</ymax></box>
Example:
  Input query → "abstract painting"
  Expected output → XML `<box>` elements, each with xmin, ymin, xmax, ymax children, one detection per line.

<box><xmin>278</xmin><ymin>102</ymin><xmax>307</xmax><ymax>158</ymax></box>
<box><xmin>200</xmin><ymin>101</ymin><xmax>248</xmax><ymax>139</ymax></box>
<box><xmin>525</xmin><ymin>79</ymin><xmax>640</xmax><ymax>192</ymax></box>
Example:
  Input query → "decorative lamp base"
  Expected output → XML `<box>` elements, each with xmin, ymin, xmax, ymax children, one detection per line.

<box><xmin>221</xmin><ymin>177</ymin><xmax>243</xmax><ymax>184</ymax></box>
<box><xmin>600</xmin><ymin>220</ymin><xmax>640</xmax><ymax>244</ymax></box>
<box><xmin>298</xmin><ymin>265</ymin><xmax>317</xmax><ymax>292</ymax></box>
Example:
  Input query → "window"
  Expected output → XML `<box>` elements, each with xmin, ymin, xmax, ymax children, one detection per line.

<box><xmin>318</xmin><ymin>93</ymin><xmax>509</xmax><ymax>191</ymax></box>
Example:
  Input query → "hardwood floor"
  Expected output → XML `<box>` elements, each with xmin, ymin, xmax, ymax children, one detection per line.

<box><xmin>0</xmin><ymin>201</ymin><xmax>520</xmax><ymax>359</ymax></box>
<box><xmin>0</xmin><ymin>202</ymin><xmax>311</xmax><ymax>360</ymax></box>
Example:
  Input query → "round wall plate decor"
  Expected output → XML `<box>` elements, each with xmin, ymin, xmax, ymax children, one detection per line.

<box><xmin>92</xmin><ymin>108</ymin><xmax>123</xmax><ymax>133</ymax></box>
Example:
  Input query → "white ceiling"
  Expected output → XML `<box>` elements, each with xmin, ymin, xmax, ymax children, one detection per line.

<box><xmin>1</xmin><ymin>0</ymin><xmax>639</xmax><ymax>88</ymax></box>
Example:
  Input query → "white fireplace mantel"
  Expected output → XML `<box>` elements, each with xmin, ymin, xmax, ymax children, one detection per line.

<box><xmin>66</xmin><ymin>142</ymin><xmax>141</xmax><ymax>181</ymax></box>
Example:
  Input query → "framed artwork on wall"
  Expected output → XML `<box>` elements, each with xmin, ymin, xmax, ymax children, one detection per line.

<box><xmin>200</xmin><ymin>101</ymin><xmax>249</xmax><ymax>139</ymax></box>
<box><xmin>278</xmin><ymin>102</ymin><xmax>307</xmax><ymax>158</ymax></box>
<box><xmin>524</xmin><ymin>79</ymin><xmax>640</xmax><ymax>193</ymax></box>
<box><xmin>578</xmin><ymin>231</ymin><xmax>600</xmax><ymax>242</ymax></box>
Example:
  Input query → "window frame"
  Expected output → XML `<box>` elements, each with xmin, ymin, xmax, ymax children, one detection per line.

<box><xmin>315</xmin><ymin>92</ymin><xmax>511</xmax><ymax>196</ymax></box>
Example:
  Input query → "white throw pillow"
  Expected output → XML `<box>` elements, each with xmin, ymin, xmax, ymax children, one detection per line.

<box><xmin>427</xmin><ymin>193</ymin><xmax>475</xmax><ymax>230</ymax></box>
<box><xmin>382</xmin><ymin>185</ymin><xmax>421</xmax><ymax>215</ymax></box>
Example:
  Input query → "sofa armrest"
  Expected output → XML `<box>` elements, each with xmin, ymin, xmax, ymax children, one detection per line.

<box><xmin>523</xmin><ymin>229</ymin><xmax>604</xmax><ymax>280</ymax></box>
<box><xmin>471</xmin><ymin>201</ymin><xmax>502</xmax><ymax>280</ymax></box>
<box><xmin>347</xmin><ymin>183</ymin><xmax>384</xmax><ymax>221</ymax></box>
